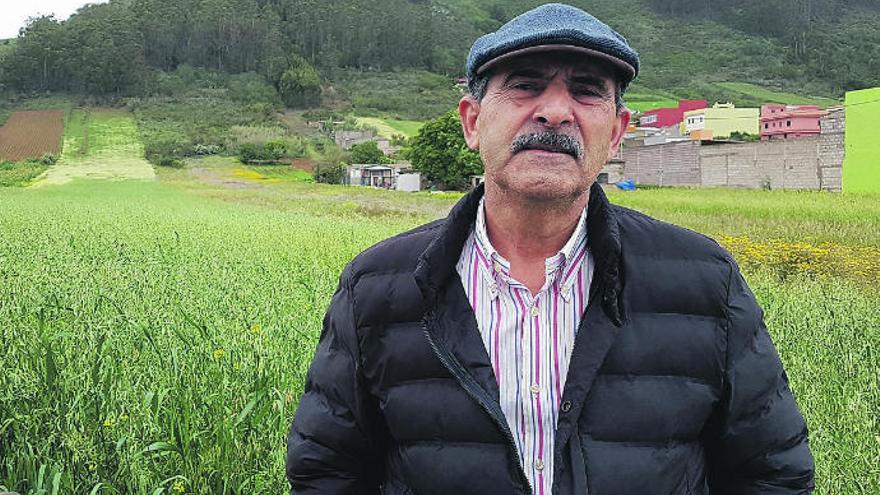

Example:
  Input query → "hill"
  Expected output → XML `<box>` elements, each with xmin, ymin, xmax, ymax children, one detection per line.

<box><xmin>1</xmin><ymin>1</ymin><xmax>878</xmax><ymax>105</ymax></box>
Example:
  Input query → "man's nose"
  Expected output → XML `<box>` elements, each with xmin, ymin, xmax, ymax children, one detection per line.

<box><xmin>533</xmin><ymin>83</ymin><xmax>574</xmax><ymax>128</ymax></box>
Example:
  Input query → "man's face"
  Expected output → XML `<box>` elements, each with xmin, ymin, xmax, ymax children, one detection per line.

<box><xmin>459</xmin><ymin>53</ymin><xmax>630</xmax><ymax>202</ymax></box>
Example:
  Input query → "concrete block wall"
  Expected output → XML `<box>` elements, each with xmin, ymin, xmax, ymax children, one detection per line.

<box><xmin>599</xmin><ymin>160</ymin><xmax>625</xmax><ymax>184</ymax></box>
<box><xmin>818</xmin><ymin>108</ymin><xmax>845</xmax><ymax>191</ymax></box>
<box><xmin>620</xmin><ymin>141</ymin><xmax>701</xmax><ymax>186</ymax></box>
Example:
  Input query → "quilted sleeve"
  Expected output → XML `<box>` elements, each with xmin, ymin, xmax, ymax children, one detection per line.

<box><xmin>706</xmin><ymin>261</ymin><xmax>815</xmax><ymax>494</ymax></box>
<box><xmin>286</xmin><ymin>267</ymin><xmax>384</xmax><ymax>494</ymax></box>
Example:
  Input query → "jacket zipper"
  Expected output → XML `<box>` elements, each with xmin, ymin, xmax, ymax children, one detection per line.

<box><xmin>422</xmin><ymin>314</ymin><xmax>533</xmax><ymax>495</ymax></box>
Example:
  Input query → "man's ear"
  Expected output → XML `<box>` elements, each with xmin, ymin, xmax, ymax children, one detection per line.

<box><xmin>459</xmin><ymin>95</ymin><xmax>481</xmax><ymax>151</ymax></box>
<box><xmin>606</xmin><ymin>108</ymin><xmax>631</xmax><ymax>160</ymax></box>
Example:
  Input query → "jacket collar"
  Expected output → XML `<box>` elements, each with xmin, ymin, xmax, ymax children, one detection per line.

<box><xmin>414</xmin><ymin>182</ymin><xmax>625</xmax><ymax>326</ymax></box>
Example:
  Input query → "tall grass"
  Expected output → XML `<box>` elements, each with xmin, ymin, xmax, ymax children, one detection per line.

<box><xmin>0</xmin><ymin>175</ymin><xmax>877</xmax><ymax>494</ymax></box>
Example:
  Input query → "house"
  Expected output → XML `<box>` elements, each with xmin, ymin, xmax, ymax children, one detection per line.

<box><xmin>760</xmin><ymin>104</ymin><xmax>828</xmax><ymax>141</ymax></box>
<box><xmin>359</xmin><ymin>165</ymin><xmax>394</xmax><ymax>188</ymax></box>
<box><xmin>639</xmin><ymin>100</ymin><xmax>707</xmax><ymax>137</ymax></box>
<box><xmin>346</xmin><ymin>163</ymin><xmax>421</xmax><ymax>191</ymax></box>
<box><xmin>682</xmin><ymin>102</ymin><xmax>759</xmax><ymax>140</ymax></box>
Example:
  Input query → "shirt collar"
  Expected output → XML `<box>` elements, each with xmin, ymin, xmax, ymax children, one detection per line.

<box><xmin>473</xmin><ymin>198</ymin><xmax>588</xmax><ymax>280</ymax></box>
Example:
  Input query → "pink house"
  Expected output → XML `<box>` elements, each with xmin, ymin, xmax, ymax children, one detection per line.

<box><xmin>639</xmin><ymin>100</ymin><xmax>708</xmax><ymax>129</ymax></box>
<box><xmin>760</xmin><ymin>104</ymin><xmax>828</xmax><ymax>140</ymax></box>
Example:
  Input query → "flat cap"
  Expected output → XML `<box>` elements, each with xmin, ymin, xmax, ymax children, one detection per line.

<box><xmin>466</xmin><ymin>3</ymin><xmax>640</xmax><ymax>85</ymax></box>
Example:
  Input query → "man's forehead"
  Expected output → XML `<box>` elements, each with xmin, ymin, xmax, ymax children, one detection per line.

<box><xmin>490</xmin><ymin>52</ymin><xmax>618</xmax><ymax>81</ymax></box>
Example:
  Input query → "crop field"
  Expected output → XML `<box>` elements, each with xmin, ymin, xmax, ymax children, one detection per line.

<box><xmin>0</xmin><ymin>110</ymin><xmax>65</xmax><ymax>161</ymax></box>
<box><xmin>36</xmin><ymin>109</ymin><xmax>155</xmax><ymax>186</ymax></box>
<box><xmin>0</xmin><ymin>113</ymin><xmax>878</xmax><ymax>494</ymax></box>
<box><xmin>355</xmin><ymin>117</ymin><xmax>424</xmax><ymax>139</ymax></box>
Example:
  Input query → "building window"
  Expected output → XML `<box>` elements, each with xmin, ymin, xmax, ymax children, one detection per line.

<box><xmin>765</xmin><ymin>123</ymin><xmax>769</xmax><ymax>129</ymax></box>
<box><xmin>787</xmin><ymin>120</ymin><xmax>791</xmax><ymax>127</ymax></box>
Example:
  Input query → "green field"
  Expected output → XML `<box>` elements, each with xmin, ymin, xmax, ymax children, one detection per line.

<box><xmin>624</xmin><ymin>86</ymin><xmax>682</xmax><ymax>112</ymax></box>
<box><xmin>355</xmin><ymin>116</ymin><xmax>424</xmax><ymax>139</ymax></box>
<box><xmin>1</xmin><ymin>110</ymin><xmax>878</xmax><ymax>494</ymax></box>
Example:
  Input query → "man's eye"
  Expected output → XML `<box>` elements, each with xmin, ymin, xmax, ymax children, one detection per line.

<box><xmin>512</xmin><ymin>82</ymin><xmax>540</xmax><ymax>91</ymax></box>
<box><xmin>573</xmin><ymin>87</ymin><xmax>600</xmax><ymax>98</ymax></box>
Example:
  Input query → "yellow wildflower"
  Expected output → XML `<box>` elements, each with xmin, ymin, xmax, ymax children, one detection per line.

<box><xmin>250</xmin><ymin>323</ymin><xmax>262</xmax><ymax>336</ymax></box>
<box><xmin>213</xmin><ymin>348</ymin><xmax>226</xmax><ymax>361</ymax></box>
<box><xmin>103</xmin><ymin>418</ymin><xmax>115</xmax><ymax>429</ymax></box>
<box><xmin>172</xmin><ymin>480</ymin><xmax>185</xmax><ymax>494</ymax></box>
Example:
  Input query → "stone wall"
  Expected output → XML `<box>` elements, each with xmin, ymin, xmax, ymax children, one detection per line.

<box><xmin>620</xmin><ymin>112</ymin><xmax>845</xmax><ymax>191</ymax></box>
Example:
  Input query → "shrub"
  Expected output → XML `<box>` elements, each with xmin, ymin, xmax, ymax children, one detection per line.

<box><xmin>238</xmin><ymin>143</ymin><xmax>262</xmax><ymax>164</ymax></box>
<box><xmin>39</xmin><ymin>152</ymin><xmax>57</xmax><ymax>165</ymax></box>
<box><xmin>314</xmin><ymin>162</ymin><xmax>346</xmax><ymax>184</ymax></box>
<box><xmin>729</xmin><ymin>131</ymin><xmax>760</xmax><ymax>142</ymax></box>
<box><xmin>238</xmin><ymin>141</ymin><xmax>286</xmax><ymax>164</ymax></box>
<box><xmin>145</xmin><ymin>138</ymin><xmax>189</xmax><ymax>167</ymax></box>
<box><xmin>265</xmin><ymin>140</ymin><xmax>287</xmax><ymax>160</ymax></box>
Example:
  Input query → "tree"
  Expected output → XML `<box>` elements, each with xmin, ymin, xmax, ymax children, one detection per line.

<box><xmin>277</xmin><ymin>54</ymin><xmax>321</xmax><ymax>108</ymax></box>
<box><xmin>349</xmin><ymin>140</ymin><xmax>387</xmax><ymax>164</ymax></box>
<box><xmin>2</xmin><ymin>16</ymin><xmax>69</xmax><ymax>91</ymax></box>
<box><xmin>408</xmin><ymin>110</ymin><xmax>481</xmax><ymax>190</ymax></box>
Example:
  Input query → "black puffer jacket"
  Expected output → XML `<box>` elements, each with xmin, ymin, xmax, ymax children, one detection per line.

<box><xmin>287</xmin><ymin>184</ymin><xmax>814</xmax><ymax>494</ymax></box>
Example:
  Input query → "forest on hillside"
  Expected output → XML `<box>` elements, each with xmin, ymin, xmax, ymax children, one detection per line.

<box><xmin>0</xmin><ymin>0</ymin><xmax>879</xmax><ymax>101</ymax></box>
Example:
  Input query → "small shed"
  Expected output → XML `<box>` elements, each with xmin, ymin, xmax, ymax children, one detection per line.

<box><xmin>361</xmin><ymin>166</ymin><xmax>394</xmax><ymax>188</ymax></box>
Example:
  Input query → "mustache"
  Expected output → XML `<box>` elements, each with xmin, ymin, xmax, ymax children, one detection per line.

<box><xmin>510</xmin><ymin>132</ymin><xmax>584</xmax><ymax>160</ymax></box>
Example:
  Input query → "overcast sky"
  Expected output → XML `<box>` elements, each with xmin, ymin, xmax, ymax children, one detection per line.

<box><xmin>1</xmin><ymin>1</ymin><xmax>109</xmax><ymax>39</ymax></box>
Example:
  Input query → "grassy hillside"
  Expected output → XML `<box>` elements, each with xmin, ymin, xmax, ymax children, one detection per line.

<box><xmin>317</xmin><ymin>0</ymin><xmax>848</xmax><ymax>122</ymax></box>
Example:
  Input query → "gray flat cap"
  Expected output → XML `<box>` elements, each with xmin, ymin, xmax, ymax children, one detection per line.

<box><xmin>466</xmin><ymin>3</ymin><xmax>640</xmax><ymax>85</ymax></box>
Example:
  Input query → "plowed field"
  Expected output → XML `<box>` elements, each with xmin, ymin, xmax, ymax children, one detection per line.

<box><xmin>0</xmin><ymin>110</ymin><xmax>64</xmax><ymax>160</ymax></box>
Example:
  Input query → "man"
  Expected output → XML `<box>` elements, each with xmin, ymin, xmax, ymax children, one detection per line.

<box><xmin>287</xmin><ymin>4</ymin><xmax>815</xmax><ymax>494</ymax></box>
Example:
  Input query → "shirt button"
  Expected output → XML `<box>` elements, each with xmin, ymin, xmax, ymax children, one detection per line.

<box><xmin>530</xmin><ymin>305</ymin><xmax>539</xmax><ymax>317</ymax></box>
<box><xmin>494</xmin><ymin>263</ymin><xmax>503</xmax><ymax>274</ymax></box>
<box><xmin>561</xmin><ymin>400</ymin><xmax>572</xmax><ymax>413</ymax></box>
<box><xmin>530</xmin><ymin>384</ymin><xmax>539</xmax><ymax>395</ymax></box>
<box><xmin>535</xmin><ymin>458</ymin><xmax>544</xmax><ymax>471</ymax></box>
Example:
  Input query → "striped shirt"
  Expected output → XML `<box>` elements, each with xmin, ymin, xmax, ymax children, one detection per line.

<box><xmin>456</xmin><ymin>199</ymin><xmax>593</xmax><ymax>495</ymax></box>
